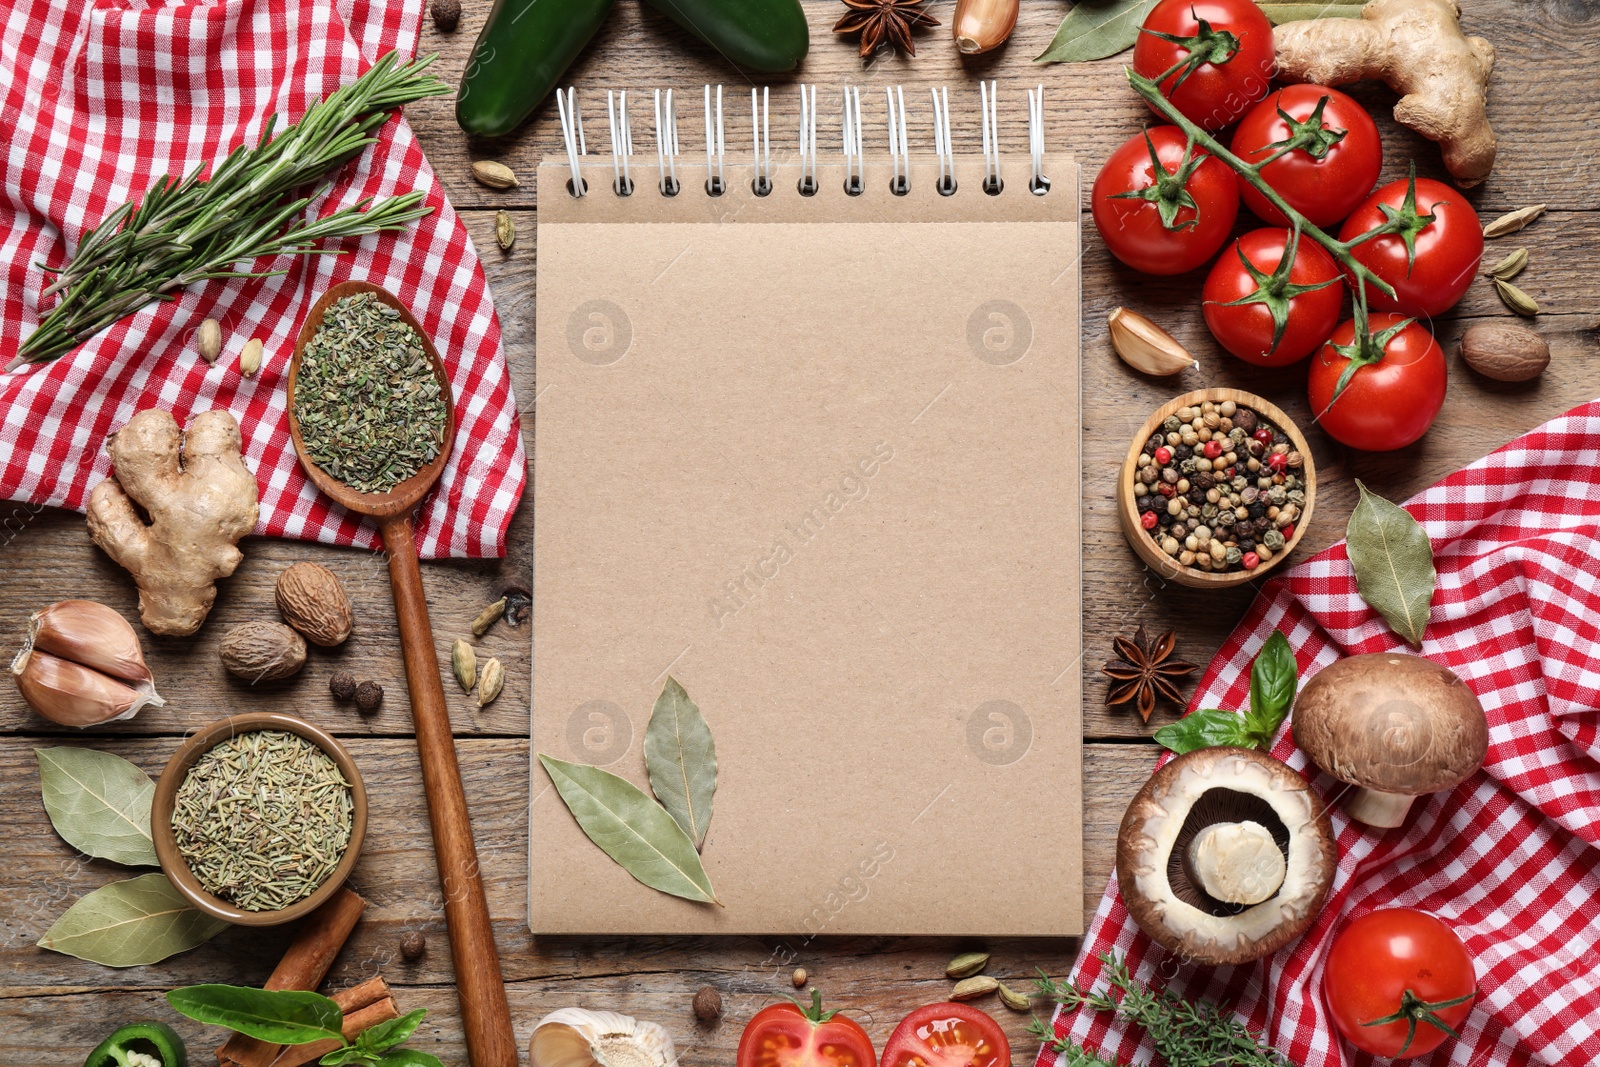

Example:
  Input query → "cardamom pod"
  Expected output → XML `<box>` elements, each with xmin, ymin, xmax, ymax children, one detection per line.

<box><xmin>1108</xmin><ymin>307</ymin><xmax>1197</xmax><ymax>377</ymax></box>
<box><xmin>471</xmin><ymin>160</ymin><xmax>520</xmax><ymax>189</ymax></box>
<box><xmin>472</xmin><ymin>596</ymin><xmax>507</xmax><ymax>636</ymax></box>
<box><xmin>495</xmin><ymin>210</ymin><xmax>515</xmax><ymax>251</ymax></box>
<box><xmin>997</xmin><ymin>982</ymin><xmax>1031</xmax><ymax>1012</ymax></box>
<box><xmin>1483</xmin><ymin>248</ymin><xmax>1527</xmax><ymax>281</ymax></box>
<box><xmin>1494</xmin><ymin>277</ymin><xmax>1540</xmax><ymax>317</ymax></box>
<box><xmin>452</xmin><ymin>637</ymin><xmax>477</xmax><ymax>692</ymax></box>
<box><xmin>239</xmin><ymin>337</ymin><xmax>263</xmax><ymax>378</ymax></box>
<box><xmin>1482</xmin><ymin>204</ymin><xmax>1547</xmax><ymax>239</ymax></box>
<box><xmin>196</xmin><ymin>318</ymin><xmax>222</xmax><ymax>365</ymax></box>
<box><xmin>477</xmin><ymin>656</ymin><xmax>504</xmax><ymax>707</ymax></box>
<box><xmin>945</xmin><ymin>951</ymin><xmax>990</xmax><ymax>979</ymax></box>
<box><xmin>950</xmin><ymin>976</ymin><xmax>999</xmax><ymax>1001</ymax></box>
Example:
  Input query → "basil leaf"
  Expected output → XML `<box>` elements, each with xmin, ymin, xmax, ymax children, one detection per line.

<box><xmin>374</xmin><ymin>1051</ymin><xmax>446</xmax><ymax>1067</ymax></box>
<box><xmin>539</xmin><ymin>754</ymin><xmax>719</xmax><ymax>904</ymax></box>
<box><xmin>1154</xmin><ymin>710</ymin><xmax>1253</xmax><ymax>755</ymax></box>
<box><xmin>360</xmin><ymin>1008</ymin><xmax>427</xmax><ymax>1053</ymax></box>
<box><xmin>643</xmin><ymin>677</ymin><xmax>717</xmax><ymax>850</ymax></box>
<box><xmin>1346</xmin><ymin>480</ymin><xmax>1437</xmax><ymax>648</ymax></box>
<box><xmin>168</xmin><ymin>984</ymin><xmax>345</xmax><ymax>1044</ymax></box>
<box><xmin>1246</xmin><ymin>631</ymin><xmax>1297</xmax><ymax>735</ymax></box>
<box><xmin>38</xmin><ymin>873</ymin><xmax>227</xmax><ymax>967</ymax></box>
<box><xmin>1035</xmin><ymin>0</ymin><xmax>1158</xmax><ymax>64</ymax></box>
<box><xmin>1256</xmin><ymin>0</ymin><xmax>1363</xmax><ymax>24</ymax></box>
<box><xmin>318</xmin><ymin>1050</ymin><xmax>372</xmax><ymax>1066</ymax></box>
<box><xmin>35</xmin><ymin>747</ymin><xmax>158</xmax><ymax>867</ymax></box>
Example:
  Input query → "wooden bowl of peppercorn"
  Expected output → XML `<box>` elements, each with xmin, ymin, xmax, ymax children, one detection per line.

<box><xmin>1119</xmin><ymin>388</ymin><xmax>1316</xmax><ymax>590</ymax></box>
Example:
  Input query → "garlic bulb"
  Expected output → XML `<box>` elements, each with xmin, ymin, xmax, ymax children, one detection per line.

<box><xmin>530</xmin><ymin>1009</ymin><xmax>677</xmax><ymax>1067</ymax></box>
<box><xmin>10</xmin><ymin>600</ymin><xmax>164</xmax><ymax>726</ymax></box>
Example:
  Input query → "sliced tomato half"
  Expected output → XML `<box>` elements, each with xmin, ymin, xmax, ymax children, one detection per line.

<box><xmin>880</xmin><ymin>1002</ymin><xmax>1011</xmax><ymax>1067</ymax></box>
<box><xmin>736</xmin><ymin>990</ymin><xmax>875</xmax><ymax>1067</ymax></box>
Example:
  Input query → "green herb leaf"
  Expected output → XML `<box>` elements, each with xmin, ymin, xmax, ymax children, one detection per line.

<box><xmin>1245</xmin><ymin>631</ymin><xmax>1297</xmax><ymax>737</ymax></box>
<box><xmin>1346</xmin><ymin>481</ymin><xmax>1437</xmax><ymax>648</ymax></box>
<box><xmin>1035</xmin><ymin>0</ymin><xmax>1158</xmax><ymax>64</ymax></box>
<box><xmin>1154</xmin><ymin>709</ymin><xmax>1253</xmax><ymax>754</ymax></box>
<box><xmin>539</xmin><ymin>754</ymin><xmax>719</xmax><ymax>904</ymax></box>
<box><xmin>34</xmin><ymin>747</ymin><xmax>158</xmax><ymax>867</ymax></box>
<box><xmin>37</xmin><ymin>873</ymin><xmax>228</xmax><ymax>967</ymax></box>
<box><xmin>167</xmin><ymin>984</ymin><xmax>345</xmax><ymax>1045</ymax></box>
<box><xmin>359</xmin><ymin>1008</ymin><xmax>427</xmax><ymax>1053</ymax></box>
<box><xmin>1255</xmin><ymin>0</ymin><xmax>1363</xmax><ymax>24</ymax></box>
<box><xmin>372</xmin><ymin>1050</ymin><xmax>446</xmax><ymax>1067</ymax></box>
<box><xmin>643</xmin><ymin>677</ymin><xmax>718</xmax><ymax>849</ymax></box>
<box><xmin>318</xmin><ymin>1051</ymin><xmax>373</xmax><ymax>1066</ymax></box>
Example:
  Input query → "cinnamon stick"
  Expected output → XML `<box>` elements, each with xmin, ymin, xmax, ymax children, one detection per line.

<box><xmin>216</xmin><ymin>888</ymin><xmax>367</xmax><ymax>1067</ymax></box>
<box><xmin>267</xmin><ymin>994</ymin><xmax>402</xmax><ymax>1067</ymax></box>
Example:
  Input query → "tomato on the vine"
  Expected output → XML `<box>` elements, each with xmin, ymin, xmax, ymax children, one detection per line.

<box><xmin>1308</xmin><ymin>312</ymin><xmax>1446</xmax><ymax>452</ymax></box>
<box><xmin>1092</xmin><ymin>125</ymin><xmax>1239</xmax><ymax>276</ymax></box>
<box><xmin>1339</xmin><ymin>173</ymin><xmax>1484</xmax><ymax>318</ymax></box>
<box><xmin>1231</xmin><ymin>85</ymin><xmax>1383</xmax><ymax>227</ymax></box>
<box><xmin>1132</xmin><ymin>0</ymin><xmax>1275</xmax><ymax>131</ymax></box>
<box><xmin>1324</xmin><ymin>908</ymin><xmax>1478</xmax><ymax>1058</ymax></box>
<box><xmin>1203</xmin><ymin>228</ymin><xmax>1344</xmax><ymax>366</ymax></box>
<box><xmin>880</xmin><ymin>1003</ymin><xmax>1009</xmax><ymax>1067</ymax></box>
<box><xmin>736</xmin><ymin>990</ymin><xmax>875</xmax><ymax>1067</ymax></box>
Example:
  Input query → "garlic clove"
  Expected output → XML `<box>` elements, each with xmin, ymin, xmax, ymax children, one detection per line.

<box><xmin>531</xmin><ymin>1008</ymin><xmax>677</xmax><ymax>1067</ymax></box>
<box><xmin>951</xmin><ymin>0</ymin><xmax>1019</xmax><ymax>53</ymax></box>
<box><xmin>29</xmin><ymin>600</ymin><xmax>155</xmax><ymax>684</ymax></box>
<box><xmin>10</xmin><ymin>649</ymin><xmax>162</xmax><ymax>727</ymax></box>
<box><xmin>1108</xmin><ymin>307</ymin><xmax>1199</xmax><ymax>377</ymax></box>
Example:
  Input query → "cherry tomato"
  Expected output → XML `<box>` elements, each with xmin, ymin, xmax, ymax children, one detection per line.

<box><xmin>1231</xmin><ymin>85</ymin><xmax>1383</xmax><ymax>227</ymax></box>
<box><xmin>1324</xmin><ymin>908</ymin><xmax>1478</xmax><ymax>1058</ymax></box>
<box><xmin>737</xmin><ymin>990</ymin><xmax>875</xmax><ymax>1067</ymax></box>
<box><xmin>1308</xmin><ymin>313</ymin><xmax>1446</xmax><ymax>452</ymax></box>
<box><xmin>1132</xmin><ymin>0</ymin><xmax>1275</xmax><ymax>131</ymax></box>
<box><xmin>881</xmin><ymin>1003</ymin><xmax>1009</xmax><ymax>1067</ymax></box>
<box><xmin>1203</xmin><ymin>228</ymin><xmax>1344</xmax><ymax>366</ymax></box>
<box><xmin>1093</xmin><ymin>125</ymin><xmax>1239</xmax><ymax>276</ymax></box>
<box><xmin>1339</xmin><ymin>175</ymin><xmax>1484</xmax><ymax>318</ymax></box>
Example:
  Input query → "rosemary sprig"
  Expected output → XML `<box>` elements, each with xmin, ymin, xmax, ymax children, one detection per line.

<box><xmin>1030</xmin><ymin>953</ymin><xmax>1285</xmax><ymax>1067</ymax></box>
<box><xmin>13</xmin><ymin>51</ymin><xmax>451</xmax><ymax>369</ymax></box>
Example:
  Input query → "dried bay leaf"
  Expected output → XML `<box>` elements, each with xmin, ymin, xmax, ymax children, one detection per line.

<box><xmin>38</xmin><ymin>873</ymin><xmax>228</xmax><ymax>967</ymax></box>
<box><xmin>1256</xmin><ymin>0</ymin><xmax>1363</xmax><ymax>24</ymax></box>
<box><xmin>539</xmin><ymin>754</ymin><xmax>719</xmax><ymax>904</ymax></box>
<box><xmin>644</xmin><ymin>677</ymin><xmax>717</xmax><ymax>849</ymax></box>
<box><xmin>35</xmin><ymin>747</ymin><xmax>158</xmax><ymax>867</ymax></box>
<box><xmin>1035</xmin><ymin>0</ymin><xmax>1157</xmax><ymax>64</ymax></box>
<box><xmin>1346</xmin><ymin>481</ymin><xmax>1436</xmax><ymax>648</ymax></box>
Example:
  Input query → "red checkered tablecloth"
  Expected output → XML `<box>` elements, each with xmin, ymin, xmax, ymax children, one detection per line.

<box><xmin>1040</xmin><ymin>399</ymin><xmax>1600</xmax><ymax>1066</ymax></box>
<box><xmin>0</xmin><ymin>0</ymin><xmax>523</xmax><ymax>558</ymax></box>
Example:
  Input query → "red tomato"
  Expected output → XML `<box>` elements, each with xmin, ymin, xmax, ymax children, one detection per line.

<box><xmin>1092</xmin><ymin>125</ymin><xmax>1239</xmax><ymax>276</ymax></box>
<box><xmin>737</xmin><ymin>991</ymin><xmax>875</xmax><ymax>1067</ymax></box>
<box><xmin>881</xmin><ymin>1003</ymin><xmax>1010</xmax><ymax>1067</ymax></box>
<box><xmin>1132</xmin><ymin>0</ymin><xmax>1275</xmax><ymax>131</ymax></box>
<box><xmin>1308</xmin><ymin>313</ymin><xmax>1446</xmax><ymax>452</ymax></box>
<box><xmin>1324</xmin><ymin>908</ymin><xmax>1478</xmax><ymax>1058</ymax></box>
<box><xmin>1231</xmin><ymin>85</ymin><xmax>1383</xmax><ymax>227</ymax></box>
<box><xmin>1339</xmin><ymin>175</ymin><xmax>1484</xmax><ymax>318</ymax></box>
<box><xmin>1203</xmin><ymin>228</ymin><xmax>1344</xmax><ymax>366</ymax></box>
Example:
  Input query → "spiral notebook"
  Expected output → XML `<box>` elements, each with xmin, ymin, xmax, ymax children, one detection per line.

<box><xmin>530</xmin><ymin>88</ymin><xmax>1083</xmax><ymax>936</ymax></box>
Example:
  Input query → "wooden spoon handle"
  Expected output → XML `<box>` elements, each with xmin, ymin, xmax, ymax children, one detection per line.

<box><xmin>381</xmin><ymin>516</ymin><xmax>518</xmax><ymax>1067</ymax></box>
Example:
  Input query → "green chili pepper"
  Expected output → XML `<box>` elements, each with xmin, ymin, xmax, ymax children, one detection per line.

<box><xmin>83</xmin><ymin>1022</ymin><xmax>187</xmax><ymax>1067</ymax></box>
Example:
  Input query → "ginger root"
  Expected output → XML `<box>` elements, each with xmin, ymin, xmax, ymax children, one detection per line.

<box><xmin>1274</xmin><ymin>0</ymin><xmax>1496</xmax><ymax>186</ymax></box>
<box><xmin>86</xmin><ymin>409</ymin><xmax>259</xmax><ymax>636</ymax></box>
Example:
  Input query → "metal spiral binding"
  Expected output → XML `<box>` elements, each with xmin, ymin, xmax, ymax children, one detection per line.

<box><xmin>556</xmin><ymin>86</ymin><xmax>587</xmax><ymax>197</ymax></box>
<box><xmin>654</xmin><ymin>88</ymin><xmax>680</xmax><ymax>196</ymax></box>
<box><xmin>841</xmin><ymin>86</ymin><xmax>864</xmax><ymax>196</ymax></box>
<box><xmin>751</xmin><ymin>86</ymin><xmax>772</xmax><ymax>196</ymax></box>
<box><xmin>885</xmin><ymin>85</ymin><xmax>910</xmax><ymax>195</ymax></box>
<box><xmin>704</xmin><ymin>84</ymin><xmax>726</xmax><ymax>196</ymax></box>
<box><xmin>979</xmin><ymin>80</ymin><xmax>1002</xmax><ymax>195</ymax></box>
<box><xmin>606</xmin><ymin>90</ymin><xmax>634</xmax><ymax>196</ymax></box>
<box><xmin>930</xmin><ymin>86</ymin><xmax>955</xmax><ymax>196</ymax></box>
<box><xmin>797</xmin><ymin>84</ymin><xmax>819</xmax><ymax>196</ymax></box>
<box><xmin>1027</xmin><ymin>84</ymin><xmax>1051</xmax><ymax>195</ymax></box>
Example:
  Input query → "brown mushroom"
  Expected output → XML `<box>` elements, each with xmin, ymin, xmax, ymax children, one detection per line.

<box><xmin>1117</xmin><ymin>746</ymin><xmax>1336</xmax><ymax>966</ymax></box>
<box><xmin>1292</xmin><ymin>653</ymin><xmax>1487</xmax><ymax>829</ymax></box>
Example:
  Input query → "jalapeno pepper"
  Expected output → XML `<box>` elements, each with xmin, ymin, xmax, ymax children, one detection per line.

<box><xmin>83</xmin><ymin>1022</ymin><xmax>187</xmax><ymax>1067</ymax></box>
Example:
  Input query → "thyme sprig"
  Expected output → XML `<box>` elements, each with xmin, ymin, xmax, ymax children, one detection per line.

<box><xmin>14</xmin><ymin>51</ymin><xmax>450</xmax><ymax>368</ymax></box>
<box><xmin>1029</xmin><ymin>953</ymin><xmax>1285</xmax><ymax>1067</ymax></box>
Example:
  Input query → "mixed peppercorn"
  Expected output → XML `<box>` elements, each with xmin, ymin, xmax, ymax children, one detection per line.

<box><xmin>1132</xmin><ymin>399</ymin><xmax>1305</xmax><ymax>574</ymax></box>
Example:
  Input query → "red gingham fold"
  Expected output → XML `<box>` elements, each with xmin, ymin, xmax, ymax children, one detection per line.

<box><xmin>1040</xmin><ymin>399</ymin><xmax>1600</xmax><ymax>1067</ymax></box>
<box><xmin>0</xmin><ymin>0</ymin><xmax>524</xmax><ymax>558</ymax></box>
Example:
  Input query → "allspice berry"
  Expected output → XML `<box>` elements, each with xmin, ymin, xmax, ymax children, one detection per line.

<box><xmin>430</xmin><ymin>0</ymin><xmax>460</xmax><ymax>31</ymax></box>
<box><xmin>330</xmin><ymin>671</ymin><xmax>358</xmax><ymax>702</ymax></box>
<box><xmin>400</xmin><ymin>931</ymin><xmax>426</xmax><ymax>961</ymax></box>
<box><xmin>355</xmin><ymin>680</ymin><xmax>384</xmax><ymax>714</ymax></box>
<box><xmin>791</xmin><ymin>967</ymin><xmax>807</xmax><ymax>988</ymax></box>
<box><xmin>692</xmin><ymin>985</ymin><xmax>722</xmax><ymax>1023</ymax></box>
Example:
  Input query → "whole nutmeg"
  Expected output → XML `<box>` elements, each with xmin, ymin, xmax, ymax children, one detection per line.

<box><xmin>355</xmin><ymin>680</ymin><xmax>384</xmax><ymax>714</ymax></box>
<box><xmin>1460</xmin><ymin>321</ymin><xmax>1550</xmax><ymax>382</ymax></box>
<box><xmin>692</xmin><ymin>984</ymin><xmax>722</xmax><ymax>1023</ymax></box>
<box><xmin>276</xmin><ymin>561</ymin><xmax>354</xmax><ymax>647</ymax></box>
<box><xmin>330</xmin><ymin>671</ymin><xmax>358</xmax><ymax>702</ymax></box>
<box><xmin>219</xmin><ymin>622</ymin><xmax>307</xmax><ymax>683</ymax></box>
<box><xmin>400</xmin><ymin>930</ymin><xmax>427</xmax><ymax>961</ymax></box>
<box><xmin>430</xmin><ymin>0</ymin><xmax>460</xmax><ymax>30</ymax></box>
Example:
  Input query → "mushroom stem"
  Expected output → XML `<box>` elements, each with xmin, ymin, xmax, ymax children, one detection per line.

<box><xmin>1345</xmin><ymin>788</ymin><xmax>1417</xmax><ymax>828</ymax></box>
<box><xmin>1185</xmin><ymin>820</ymin><xmax>1286</xmax><ymax>906</ymax></box>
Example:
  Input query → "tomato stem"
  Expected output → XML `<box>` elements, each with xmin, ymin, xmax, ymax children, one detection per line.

<box><xmin>1109</xmin><ymin>129</ymin><xmax>1210</xmax><ymax>232</ymax></box>
<box><xmin>1360</xmin><ymin>987</ymin><xmax>1477</xmax><ymax>1057</ymax></box>
<box><xmin>1146</xmin><ymin>15</ymin><xmax>1242</xmax><ymax>95</ymax></box>
<box><xmin>1249</xmin><ymin>94</ymin><xmax>1346</xmax><ymax>170</ymax></box>
<box><xmin>1205</xmin><ymin>221</ymin><xmax>1341</xmax><ymax>359</ymax></box>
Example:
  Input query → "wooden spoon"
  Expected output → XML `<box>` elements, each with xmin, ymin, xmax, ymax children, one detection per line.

<box><xmin>287</xmin><ymin>280</ymin><xmax>517</xmax><ymax>1067</ymax></box>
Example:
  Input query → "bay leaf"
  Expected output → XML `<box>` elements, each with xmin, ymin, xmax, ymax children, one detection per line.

<box><xmin>166</xmin><ymin>984</ymin><xmax>345</xmax><ymax>1044</ymax></box>
<box><xmin>1346</xmin><ymin>480</ymin><xmax>1437</xmax><ymax>648</ymax></box>
<box><xmin>35</xmin><ymin>746</ymin><xmax>158</xmax><ymax>867</ymax></box>
<box><xmin>538</xmin><ymin>754</ymin><xmax>719</xmax><ymax>904</ymax></box>
<box><xmin>1257</xmin><ymin>0</ymin><xmax>1364</xmax><ymax>24</ymax></box>
<box><xmin>1035</xmin><ymin>0</ymin><xmax>1157</xmax><ymax>64</ymax></box>
<box><xmin>643</xmin><ymin>677</ymin><xmax>717</xmax><ymax>849</ymax></box>
<box><xmin>38</xmin><ymin>873</ymin><xmax>229</xmax><ymax>967</ymax></box>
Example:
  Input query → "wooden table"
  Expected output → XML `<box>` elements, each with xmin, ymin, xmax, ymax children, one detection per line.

<box><xmin>4</xmin><ymin>1</ymin><xmax>1596</xmax><ymax>1061</ymax></box>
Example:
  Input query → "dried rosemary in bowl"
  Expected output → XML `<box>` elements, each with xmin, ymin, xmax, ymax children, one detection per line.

<box><xmin>171</xmin><ymin>729</ymin><xmax>353</xmax><ymax>912</ymax></box>
<box><xmin>293</xmin><ymin>291</ymin><xmax>448</xmax><ymax>493</ymax></box>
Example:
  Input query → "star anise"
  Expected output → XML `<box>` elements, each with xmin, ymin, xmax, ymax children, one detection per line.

<box><xmin>833</xmin><ymin>0</ymin><xmax>940</xmax><ymax>58</ymax></box>
<box><xmin>1103</xmin><ymin>626</ymin><xmax>1198</xmax><ymax>723</ymax></box>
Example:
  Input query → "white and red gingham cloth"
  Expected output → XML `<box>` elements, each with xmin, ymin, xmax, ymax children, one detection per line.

<box><xmin>0</xmin><ymin>0</ymin><xmax>524</xmax><ymax>558</ymax></box>
<box><xmin>1041</xmin><ymin>399</ymin><xmax>1600</xmax><ymax>1066</ymax></box>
